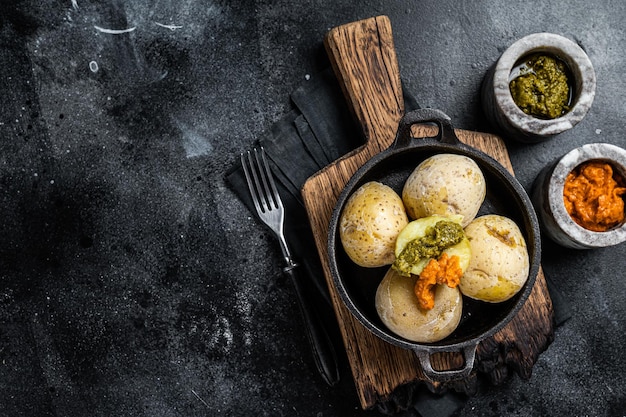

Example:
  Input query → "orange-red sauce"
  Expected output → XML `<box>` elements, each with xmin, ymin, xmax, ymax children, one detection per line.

<box><xmin>563</xmin><ymin>161</ymin><xmax>626</xmax><ymax>232</ymax></box>
<box><xmin>414</xmin><ymin>253</ymin><xmax>462</xmax><ymax>310</ymax></box>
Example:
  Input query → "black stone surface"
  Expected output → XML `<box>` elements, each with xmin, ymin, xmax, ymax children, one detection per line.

<box><xmin>1</xmin><ymin>1</ymin><xmax>625</xmax><ymax>416</ymax></box>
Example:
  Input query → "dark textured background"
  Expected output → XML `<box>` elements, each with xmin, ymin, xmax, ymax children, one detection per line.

<box><xmin>1</xmin><ymin>1</ymin><xmax>625</xmax><ymax>416</ymax></box>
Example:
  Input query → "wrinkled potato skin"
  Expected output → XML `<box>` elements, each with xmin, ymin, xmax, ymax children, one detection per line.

<box><xmin>402</xmin><ymin>154</ymin><xmax>486</xmax><ymax>227</ymax></box>
<box><xmin>460</xmin><ymin>214</ymin><xmax>530</xmax><ymax>303</ymax></box>
<box><xmin>375</xmin><ymin>267</ymin><xmax>463</xmax><ymax>342</ymax></box>
<box><xmin>339</xmin><ymin>181</ymin><xmax>409</xmax><ymax>268</ymax></box>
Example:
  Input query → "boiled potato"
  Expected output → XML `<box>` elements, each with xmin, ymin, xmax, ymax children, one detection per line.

<box><xmin>394</xmin><ymin>215</ymin><xmax>471</xmax><ymax>276</ymax></box>
<box><xmin>375</xmin><ymin>267</ymin><xmax>462</xmax><ymax>342</ymax></box>
<box><xmin>460</xmin><ymin>214</ymin><xmax>529</xmax><ymax>303</ymax></box>
<box><xmin>402</xmin><ymin>154</ymin><xmax>486</xmax><ymax>227</ymax></box>
<box><xmin>339</xmin><ymin>181</ymin><xmax>409</xmax><ymax>268</ymax></box>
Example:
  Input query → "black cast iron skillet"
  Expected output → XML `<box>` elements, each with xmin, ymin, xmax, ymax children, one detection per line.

<box><xmin>328</xmin><ymin>108</ymin><xmax>541</xmax><ymax>382</ymax></box>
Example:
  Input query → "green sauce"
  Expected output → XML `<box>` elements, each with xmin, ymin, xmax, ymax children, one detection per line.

<box><xmin>392</xmin><ymin>220</ymin><xmax>464</xmax><ymax>277</ymax></box>
<box><xmin>509</xmin><ymin>54</ymin><xmax>571</xmax><ymax>119</ymax></box>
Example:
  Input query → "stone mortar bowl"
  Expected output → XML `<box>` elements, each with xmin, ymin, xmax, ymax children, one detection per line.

<box><xmin>532</xmin><ymin>143</ymin><xmax>626</xmax><ymax>249</ymax></box>
<box><xmin>482</xmin><ymin>32</ymin><xmax>596</xmax><ymax>143</ymax></box>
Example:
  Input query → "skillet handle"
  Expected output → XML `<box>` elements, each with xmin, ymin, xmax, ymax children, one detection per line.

<box><xmin>393</xmin><ymin>108</ymin><xmax>461</xmax><ymax>149</ymax></box>
<box><xmin>414</xmin><ymin>344</ymin><xmax>477</xmax><ymax>382</ymax></box>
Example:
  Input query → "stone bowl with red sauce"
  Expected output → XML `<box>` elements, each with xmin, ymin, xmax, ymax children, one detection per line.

<box><xmin>532</xmin><ymin>143</ymin><xmax>626</xmax><ymax>249</ymax></box>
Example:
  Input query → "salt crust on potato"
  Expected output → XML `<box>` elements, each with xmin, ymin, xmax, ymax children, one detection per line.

<box><xmin>339</xmin><ymin>181</ymin><xmax>409</xmax><ymax>268</ymax></box>
<box><xmin>460</xmin><ymin>214</ymin><xmax>529</xmax><ymax>303</ymax></box>
<box><xmin>402</xmin><ymin>154</ymin><xmax>486</xmax><ymax>227</ymax></box>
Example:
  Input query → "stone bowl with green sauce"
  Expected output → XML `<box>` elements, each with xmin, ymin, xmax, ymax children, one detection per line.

<box><xmin>481</xmin><ymin>32</ymin><xmax>596</xmax><ymax>143</ymax></box>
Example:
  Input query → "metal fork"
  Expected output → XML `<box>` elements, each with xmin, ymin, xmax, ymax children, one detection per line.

<box><xmin>241</xmin><ymin>147</ymin><xmax>339</xmax><ymax>387</ymax></box>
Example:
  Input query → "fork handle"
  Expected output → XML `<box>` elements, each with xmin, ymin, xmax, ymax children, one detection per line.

<box><xmin>283</xmin><ymin>262</ymin><xmax>341</xmax><ymax>387</ymax></box>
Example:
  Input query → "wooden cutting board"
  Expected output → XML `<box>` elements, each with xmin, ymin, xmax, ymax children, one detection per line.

<box><xmin>301</xmin><ymin>16</ymin><xmax>554</xmax><ymax>411</ymax></box>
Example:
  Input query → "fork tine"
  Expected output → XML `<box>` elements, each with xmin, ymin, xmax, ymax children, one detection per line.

<box><xmin>241</xmin><ymin>147</ymin><xmax>283</xmax><ymax>215</ymax></box>
<box><xmin>241</xmin><ymin>151</ymin><xmax>264</xmax><ymax>215</ymax></box>
<box><xmin>252</xmin><ymin>148</ymin><xmax>272</xmax><ymax>212</ymax></box>
<box><xmin>257</xmin><ymin>147</ymin><xmax>283</xmax><ymax>210</ymax></box>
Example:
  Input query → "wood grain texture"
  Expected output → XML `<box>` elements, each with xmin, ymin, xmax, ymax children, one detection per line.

<box><xmin>301</xmin><ymin>16</ymin><xmax>554</xmax><ymax>411</ymax></box>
